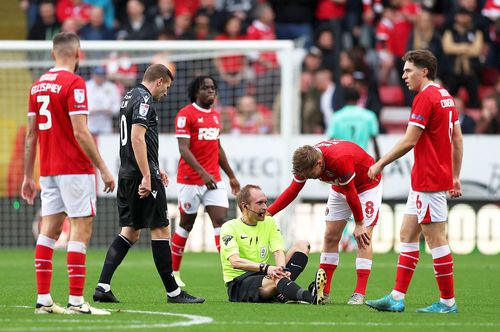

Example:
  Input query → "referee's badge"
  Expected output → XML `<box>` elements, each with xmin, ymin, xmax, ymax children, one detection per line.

<box><xmin>139</xmin><ymin>103</ymin><xmax>149</xmax><ymax>116</ymax></box>
<box><xmin>260</xmin><ymin>247</ymin><xmax>267</xmax><ymax>259</ymax></box>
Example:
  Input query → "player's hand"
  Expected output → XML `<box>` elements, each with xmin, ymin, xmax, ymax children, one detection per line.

<box><xmin>160</xmin><ymin>170</ymin><xmax>169</xmax><ymax>187</ymax></box>
<box><xmin>202</xmin><ymin>172</ymin><xmax>218</xmax><ymax>190</ymax></box>
<box><xmin>139</xmin><ymin>175</ymin><xmax>151</xmax><ymax>198</ymax></box>
<box><xmin>21</xmin><ymin>177</ymin><xmax>37</xmax><ymax>205</ymax></box>
<box><xmin>449</xmin><ymin>178</ymin><xmax>462</xmax><ymax>198</ymax></box>
<box><xmin>229</xmin><ymin>177</ymin><xmax>240</xmax><ymax>195</ymax></box>
<box><xmin>353</xmin><ymin>223</ymin><xmax>371</xmax><ymax>249</ymax></box>
<box><xmin>101</xmin><ymin>169</ymin><xmax>115</xmax><ymax>193</ymax></box>
<box><xmin>368</xmin><ymin>162</ymin><xmax>383</xmax><ymax>180</ymax></box>
<box><xmin>267</xmin><ymin>265</ymin><xmax>287</xmax><ymax>280</ymax></box>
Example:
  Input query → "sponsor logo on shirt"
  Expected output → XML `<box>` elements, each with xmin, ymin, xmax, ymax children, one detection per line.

<box><xmin>139</xmin><ymin>103</ymin><xmax>149</xmax><ymax>116</ymax></box>
<box><xmin>74</xmin><ymin>89</ymin><xmax>85</xmax><ymax>103</ymax></box>
<box><xmin>198</xmin><ymin>127</ymin><xmax>220</xmax><ymax>140</ymax></box>
<box><xmin>177</xmin><ymin>116</ymin><xmax>186</xmax><ymax>128</ymax></box>
<box><xmin>222</xmin><ymin>235</ymin><xmax>233</xmax><ymax>246</ymax></box>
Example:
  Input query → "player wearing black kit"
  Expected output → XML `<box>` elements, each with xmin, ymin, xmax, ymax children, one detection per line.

<box><xmin>93</xmin><ymin>64</ymin><xmax>204</xmax><ymax>304</ymax></box>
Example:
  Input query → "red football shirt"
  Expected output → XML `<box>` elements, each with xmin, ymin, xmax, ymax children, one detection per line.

<box><xmin>246</xmin><ymin>20</ymin><xmax>278</xmax><ymax>74</ymax></box>
<box><xmin>28</xmin><ymin>68</ymin><xmax>94</xmax><ymax>176</ymax></box>
<box><xmin>175</xmin><ymin>103</ymin><xmax>221</xmax><ymax>185</ymax></box>
<box><xmin>408</xmin><ymin>83</ymin><xmax>459</xmax><ymax>191</ymax></box>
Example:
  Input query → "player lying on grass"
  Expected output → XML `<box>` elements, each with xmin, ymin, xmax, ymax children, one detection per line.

<box><xmin>220</xmin><ymin>184</ymin><xmax>327</xmax><ymax>304</ymax></box>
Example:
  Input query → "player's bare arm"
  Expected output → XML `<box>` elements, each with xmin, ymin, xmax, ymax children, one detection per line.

<box><xmin>368</xmin><ymin>125</ymin><xmax>423</xmax><ymax>179</ymax></box>
<box><xmin>218</xmin><ymin>141</ymin><xmax>240</xmax><ymax>195</ymax></box>
<box><xmin>177</xmin><ymin>137</ymin><xmax>217</xmax><ymax>189</ymax></box>
<box><xmin>131</xmin><ymin>124</ymin><xmax>151</xmax><ymax>198</ymax></box>
<box><xmin>450</xmin><ymin>124</ymin><xmax>464</xmax><ymax>198</ymax></box>
<box><xmin>71</xmin><ymin>114</ymin><xmax>115</xmax><ymax>193</ymax></box>
<box><xmin>272</xmin><ymin>250</ymin><xmax>291</xmax><ymax>279</ymax></box>
<box><xmin>160</xmin><ymin>170</ymin><xmax>169</xmax><ymax>187</ymax></box>
<box><xmin>21</xmin><ymin>115</ymin><xmax>39</xmax><ymax>205</ymax></box>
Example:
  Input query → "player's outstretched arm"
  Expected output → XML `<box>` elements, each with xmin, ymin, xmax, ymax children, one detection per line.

<box><xmin>21</xmin><ymin>116</ymin><xmax>38</xmax><ymax>205</ymax></box>
<box><xmin>70</xmin><ymin>114</ymin><xmax>115</xmax><ymax>193</ymax></box>
<box><xmin>368</xmin><ymin>124</ymin><xmax>422</xmax><ymax>179</ymax></box>
<box><xmin>177</xmin><ymin>137</ymin><xmax>218</xmax><ymax>189</ymax></box>
<box><xmin>450</xmin><ymin>124</ymin><xmax>463</xmax><ymax>198</ymax></box>
<box><xmin>218</xmin><ymin>142</ymin><xmax>240</xmax><ymax>195</ymax></box>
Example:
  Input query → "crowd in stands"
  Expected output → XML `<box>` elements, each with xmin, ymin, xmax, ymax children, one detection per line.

<box><xmin>21</xmin><ymin>0</ymin><xmax>500</xmax><ymax>135</ymax></box>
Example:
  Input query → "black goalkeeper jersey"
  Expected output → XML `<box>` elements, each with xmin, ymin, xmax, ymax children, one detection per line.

<box><xmin>118</xmin><ymin>84</ymin><xmax>160</xmax><ymax>180</ymax></box>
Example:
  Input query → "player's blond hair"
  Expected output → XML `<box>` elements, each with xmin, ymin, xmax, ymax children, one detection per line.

<box><xmin>143</xmin><ymin>63</ymin><xmax>174</xmax><ymax>82</ymax></box>
<box><xmin>292</xmin><ymin>145</ymin><xmax>321</xmax><ymax>176</ymax></box>
<box><xmin>236</xmin><ymin>184</ymin><xmax>262</xmax><ymax>212</ymax></box>
<box><xmin>52</xmin><ymin>32</ymin><xmax>80</xmax><ymax>58</ymax></box>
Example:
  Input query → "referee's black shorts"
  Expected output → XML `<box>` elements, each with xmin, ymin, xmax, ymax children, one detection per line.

<box><xmin>226</xmin><ymin>271</ymin><xmax>270</xmax><ymax>303</ymax></box>
<box><xmin>117</xmin><ymin>177</ymin><xmax>169</xmax><ymax>230</ymax></box>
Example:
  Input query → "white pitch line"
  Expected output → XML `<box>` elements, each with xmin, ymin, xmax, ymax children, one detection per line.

<box><xmin>214</xmin><ymin>321</ymin><xmax>500</xmax><ymax>327</ymax></box>
<box><xmin>0</xmin><ymin>306</ymin><xmax>213</xmax><ymax>332</ymax></box>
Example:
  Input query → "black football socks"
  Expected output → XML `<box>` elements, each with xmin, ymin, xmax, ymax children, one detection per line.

<box><xmin>98</xmin><ymin>234</ymin><xmax>133</xmax><ymax>285</ymax></box>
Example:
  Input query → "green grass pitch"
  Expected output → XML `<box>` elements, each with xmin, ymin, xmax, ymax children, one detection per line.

<box><xmin>0</xmin><ymin>250</ymin><xmax>498</xmax><ymax>331</ymax></box>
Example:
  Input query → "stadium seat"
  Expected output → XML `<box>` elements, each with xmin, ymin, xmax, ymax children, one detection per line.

<box><xmin>379</xmin><ymin>85</ymin><xmax>404</xmax><ymax>106</ymax></box>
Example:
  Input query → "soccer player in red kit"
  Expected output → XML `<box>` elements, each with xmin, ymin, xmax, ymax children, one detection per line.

<box><xmin>365</xmin><ymin>49</ymin><xmax>463</xmax><ymax>314</ymax></box>
<box><xmin>268</xmin><ymin>140</ymin><xmax>383</xmax><ymax>305</ymax></box>
<box><xmin>21</xmin><ymin>32</ymin><xmax>115</xmax><ymax>315</ymax></box>
<box><xmin>171</xmin><ymin>76</ymin><xmax>240</xmax><ymax>286</ymax></box>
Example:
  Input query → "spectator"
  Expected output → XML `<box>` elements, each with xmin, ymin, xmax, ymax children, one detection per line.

<box><xmin>86</xmin><ymin>67</ymin><xmax>122</xmax><ymax>135</ymax></box>
<box><xmin>172</xmin><ymin>7</ymin><xmax>196</xmax><ymax>39</ymax></box>
<box><xmin>407</xmin><ymin>9</ymin><xmax>444</xmax><ymax>78</ymax></box>
<box><xmin>218</xmin><ymin>0</ymin><xmax>256</xmax><ymax>30</ymax></box>
<box><xmin>353</xmin><ymin>71</ymin><xmax>382</xmax><ymax>124</ymax></box>
<box><xmin>475</xmin><ymin>94</ymin><xmax>500</xmax><ymax>134</ymax></box>
<box><xmin>312</xmin><ymin>68</ymin><xmax>336</xmax><ymax>131</ymax></box>
<box><xmin>231</xmin><ymin>95</ymin><xmax>273</xmax><ymax>134</ymax></box>
<box><xmin>84</xmin><ymin>0</ymin><xmax>115</xmax><ymax>29</ymax></box>
<box><xmin>20</xmin><ymin>0</ymin><xmax>41</xmax><ymax>31</ymax></box>
<box><xmin>315</xmin><ymin>28</ymin><xmax>338</xmax><ymax>79</ymax></box>
<box><xmin>442</xmin><ymin>7</ymin><xmax>484</xmax><ymax>108</ymax></box>
<box><xmin>193</xmin><ymin>11</ymin><xmax>217</xmax><ymax>40</ymax></box>
<box><xmin>79</xmin><ymin>6</ymin><xmax>116</xmax><ymax>40</ymax></box>
<box><xmin>315</xmin><ymin>0</ymin><xmax>346</xmax><ymax>74</ymax></box>
<box><xmin>61</xmin><ymin>17</ymin><xmax>79</xmax><ymax>33</ymax></box>
<box><xmin>246</xmin><ymin>2</ymin><xmax>279</xmax><ymax>108</ymax></box>
<box><xmin>106</xmin><ymin>52</ymin><xmax>138</xmax><ymax>90</ymax></box>
<box><xmin>150</xmin><ymin>0</ymin><xmax>175</xmax><ymax>33</ymax></box>
<box><xmin>56</xmin><ymin>0</ymin><xmax>92</xmax><ymax>29</ymax></box>
<box><xmin>196</xmin><ymin>0</ymin><xmax>225</xmax><ymax>32</ymax></box>
<box><xmin>214</xmin><ymin>15</ymin><xmax>247</xmax><ymax>106</ymax></box>
<box><xmin>454</xmin><ymin>95</ymin><xmax>476</xmax><ymax>134</ymax></box>
<box><xmin>28</xmin><ymin>1</ymin><xmax>61</xmax><ymax>41</ymax></box>
<box><xmin>268</xmin><ymin>0</ymin><xmax>316</xmax><ymax>48</ymax></box>
<box><xmin>117</xmin><ymin>0</ymin><xmax>159</xmax><ymax>40</ymax></box>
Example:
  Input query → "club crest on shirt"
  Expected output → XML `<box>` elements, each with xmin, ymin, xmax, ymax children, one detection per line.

<box><xmin>177</xmin><ymin>116</ymin><xmax>186</xmax><ymax>128</ymax></box>
<box><xmin>260</xmin><ymin>247</ymin><xmax>267</xmax><ymax>259</ymax></box>
<box><xmin>74</xmin><ymin>89</ymin><xmax>85</xmax><ymax>103</ymax></box>
<box><xmin>139</xmin><ymin>103</ymin><xmax>149</xmax><ymax>116</ymax></box>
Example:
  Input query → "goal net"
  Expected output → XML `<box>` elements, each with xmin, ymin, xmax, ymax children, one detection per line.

<box><xmin>0</xmin><ymin>40</ymin><xmax>301</xmax><ymax>249</ymax></box>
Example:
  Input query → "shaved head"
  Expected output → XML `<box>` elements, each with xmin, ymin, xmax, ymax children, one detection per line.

<box><xmin>52</xmin><ymin>32</ymin><xmax>80</xmax><ymax>58</ymax></box>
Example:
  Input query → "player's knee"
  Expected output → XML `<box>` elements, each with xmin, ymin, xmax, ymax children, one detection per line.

<box><xmin>324</xmin><ymin>232</ymin><xmax>342</xmax><ymax>246</ymax></box>
<box><xmin>293</xmin><ymin>240</ymin><xmax>311</xmax><ymax>254</ymax></box>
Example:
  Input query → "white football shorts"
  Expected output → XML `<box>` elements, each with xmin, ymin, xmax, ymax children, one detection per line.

<box><xmin>177</xmin><ymin>181</ymin><xmax>229</xmax><ymax>214</ymax></box>
<box><xmin>325</xmin><ymin>181</ymin><xmax>383</xmax><ymax>227</ymax></box>
<box><xmin>40</xmin><ymin>174</ymin><xmax>96</xmax><ymax>218</ymax></box>
<box><xmin>404</xmin><ymin>189</ymin><xmax>448</xmax><ymax>223</ymax></box>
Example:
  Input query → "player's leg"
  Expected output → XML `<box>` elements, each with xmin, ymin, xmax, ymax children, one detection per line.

<box><xmin>94</xmin><ymin>226</ymin><xmax>140</xmax><ymax>303</ymax></box>
<box><xmin>171</xmin><ymin>184</ymin><xmax>201</xmax><ymax>286</ymax></box>
<box><xmin>417</xmin><ymin>192</ymin><xmax>457</xmax><ymax>313</ymax></box>
<box><xmin>321</xmin><ymin>220</ymin><xmax>347</xmax><ymax>300</ymax></box>
<box><xmin>284</xmin><ymin>240</ymin><xmax>310</xmax><ymax>281</ymax></box>
<box><xmin>34</xmin><ymin>176</ymin><xmax>68</xmax><ymax>314</ymax></box>
<box><xmin>151</xmin><ymin>226</ymin><xmax>205</xmax><ymax>304</ymax></box>
<box><xmin>349</xmin><ymin>225</ymin><xmax>374</xmax><ymax>305</ymax></box>
<box><xmin>349</xmin><ymin>182</ymin><xmax>383</xmax><ymax>304</ymax></box>
<box><xmin>204</xmin><ymin>182</ymin><xmax>230</xmax><ymax>252</ymax></box>
<box><xmin>366</xmin><ymin>190</ymin><xmax>422</xmax><ymax>312</ymax></box>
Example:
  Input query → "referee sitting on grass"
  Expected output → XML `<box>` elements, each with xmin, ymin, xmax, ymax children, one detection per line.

<box><xmin>220</xmin><ymin>184</ymin><xmax>327</xmax><ymax>304</ymax></box>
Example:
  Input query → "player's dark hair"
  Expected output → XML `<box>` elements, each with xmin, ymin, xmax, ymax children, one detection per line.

<box><xmin>402</xmin><ymin>49</ymin><xmax>437</xmax><ymax>80</ymax></box>
<box><xmin>236</xmin><ymin>184</ymin><xmax>262</xmax><ymax>212</ymax></box>
<box><xmin>187</xmin><ymin>75</ymin><xmax>218</xmax><ymax>103</ymax></box>
<box><xmin>143</xmin><ymin>63</ymin><xmax>174</xmax><ymax>82</ymax></box>
<box><xmin>292</xmin><ymin>145</ymin><xmax>321</xmax><ymax>176</ymax></box>
<box><xmin>344</xmin><ymin>87</ymin><xmax>360</xmax><ymax>104</ymax></box>
<box><xmin>52</xmin><ymin>32</ymin><xmax>80</xmax><ymax>57</ymax></box>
